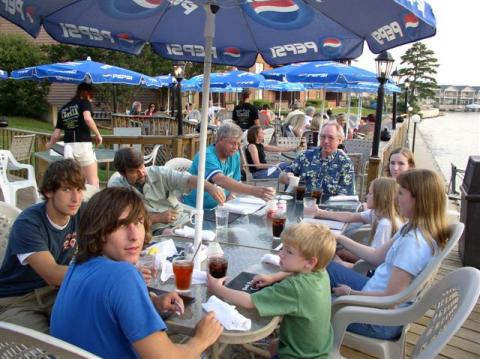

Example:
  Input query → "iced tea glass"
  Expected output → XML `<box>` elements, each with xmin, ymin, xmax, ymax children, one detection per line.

<box><xmin>272</xmin><ymin>213</ymin><xmax>287</xmax><ymax>238</ymax></box>
<box><xmin>172</xmin><ymin>256</ymin><xmax>193</xmax><ymax>291</ymax></box>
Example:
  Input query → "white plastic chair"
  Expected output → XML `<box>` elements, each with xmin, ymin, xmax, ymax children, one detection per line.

<box><xmin>0</xmin><ymin>150</ymin><xmax>39</xmax><ymax>207</ymax></box>
<box><xmin>164</xmin><ymin>157</ymin><xmax>192</xmax><ymax>173</ymax></box>
<box><xmin>0</xmin><ymin>321</ymin><xmax>101</xmax><ymax>358</ymax></box>
<box><xmin>9</xmin><ymin>134</ymin><xmax>36</xmax><ymax>163</ymax></box>
<box><xmin>0</xmin><ymin>202</ymin><xmax>21</xmax><ymax>262</ymax></box>
<box><xmin>144</xmin><ymin>144</ymin><xmax>162</xmax><ymax>166</ymax></box>
<box><xmin>331</xmin><ymin>222</ymin><xmax>464</xmax><ymax>358</ymax></box>
<box><xmin>330</xmin><ymin>267</ymin><xmax>480</xmax><ymax>359</ymax></box>
<box><xmin>332</xmin><ymin>222</ymin><xmax>465</xmax><ymax>316</ymax></box>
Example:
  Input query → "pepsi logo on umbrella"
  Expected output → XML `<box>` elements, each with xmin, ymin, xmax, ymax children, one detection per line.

<box><xmin>243</xmin><ymin>0</ymin><xmax>312</xmax><ymax>30</ymax></box>
<box><xmin>404</xmin><ymin>13</ymin><xmax>420</xmax><ymax>38</ymax></box>
<box><xmin>100</xmin><ymin>0</ymin><xmax>166</xmax><ymax>19</ymax></box>
<box><xmin>320</xmin><ymin>37</ymin><xmax>343</xmax><ymax>58</ymax></box>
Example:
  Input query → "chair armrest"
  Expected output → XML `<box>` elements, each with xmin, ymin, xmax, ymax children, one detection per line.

<box><xmin>331</xmin><ymin>289</ymin><xmax>415</xmax><ymax>315</ymax></box>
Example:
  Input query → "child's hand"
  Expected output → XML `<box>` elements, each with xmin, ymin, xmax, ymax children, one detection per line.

<box><xmin>207</xmin><ymin>273</ymin><xmax>227</xmax><ymax>294</ymax></box>
<box><xmin>252</xmin><ymin>274</ymin><xmax>275</xmax><ymax>288</ymax></box>
<box><xmin>332</xmin><ymin>284</ymin><xmax>352</xmax><ymax>297</ymax></box>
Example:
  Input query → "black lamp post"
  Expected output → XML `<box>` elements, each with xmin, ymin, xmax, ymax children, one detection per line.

<box><xmin>372</xmin><ymin>51</ymin><xmax>395</xmax><ymax>157</ymax></box>
<box><xmin>403</xmin><ymin>78</ymin><xmax>410</xmax><ymax>114</ymax></box>
<box><xmin>390</xmin><ymin>69</ymin><xmax>400</xmax><ymax>130</ymax></box>
<box><xmin>173</xmin><ymin>61</ymin><xmax>186</xmax><ymax>136</ymax></box>
<box><xmin>411</xmin><ymin>114</ymin><xmax>421</xmax><ymax>153</ymax></box>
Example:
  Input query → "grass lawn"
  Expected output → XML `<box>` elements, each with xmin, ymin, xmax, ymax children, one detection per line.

<box><xmin>7</xmin><ymin>116</ymin><xmax>112</xmax><ymax>135</ymax></box>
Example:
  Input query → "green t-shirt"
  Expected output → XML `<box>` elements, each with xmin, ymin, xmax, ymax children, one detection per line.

<box><xmin>251</xmin><ymin>270</ymin><xmax>332</xmax><ymax>359</ymax></box>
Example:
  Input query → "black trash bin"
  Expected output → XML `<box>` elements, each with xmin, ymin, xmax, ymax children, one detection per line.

<box><xmin>459</xmin><ymin>156</ymin><xmax>480</xmax><ymax>268</ymax></box>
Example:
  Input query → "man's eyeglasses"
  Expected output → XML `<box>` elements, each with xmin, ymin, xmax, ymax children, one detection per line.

<box><xmin>319</xmin><ymin>135</ymin><xmax>340</xmax><ymax>141</ymax></box>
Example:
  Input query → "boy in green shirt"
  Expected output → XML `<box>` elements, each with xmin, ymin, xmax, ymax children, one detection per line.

<box><xmin>207</xmin><ymin>223</ymin><xmax>336</xmax><ymax>358</ymax></box>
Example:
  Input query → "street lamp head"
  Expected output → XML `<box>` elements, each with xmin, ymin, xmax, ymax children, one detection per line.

<box><xmin>391</xmin><ymin>68</ymin><xmax>400</xmax><ymax>84</ymax></box>
<box><xmin>408</xmin><ymin>106</ymin><xmax>413</xmax><ymax>112</ymax></box>
<box><xmin>412</xmin><ymin>114</ymin><xmax>421</xmax><ymax>123</ymax></box>
<box><xmin>173</xmin><ymin>61</ymin><xmax>186</xmax><ymax>81</ymax></box>
<box><xmin>375</xmin><ymin>51</ymin><xmax>395</xmax><ymax>81</ymax></box>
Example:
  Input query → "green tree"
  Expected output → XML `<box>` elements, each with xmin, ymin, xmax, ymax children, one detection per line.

<box><xmin>0</xmin><ymin>33</ymin><xmax>50</xmax><ymax>118</ymax></box>
<box><xmin>398</xmin><ymin>42</ymin><xmax>439</xmax><ymax>112</ymax></box>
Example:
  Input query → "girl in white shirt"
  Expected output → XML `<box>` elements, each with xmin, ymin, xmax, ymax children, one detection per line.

<box><xmin>316</xmin><ymin>177</ymin><xmax>402</xmax><ymax>267</ymax></box>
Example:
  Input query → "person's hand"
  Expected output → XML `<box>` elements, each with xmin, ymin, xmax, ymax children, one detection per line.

<box><xmin>207</xmin><ymin>184</ymin><xmax>226</xmax><ymax>205</ymax></box>
<box><xmin>45</xmin><ymin>142</ymin><xmax>52</xmax><ymax>150</ymax></box>
<box><xmin>252</xmin><ymin>186</ymin><xmax>275</xmax><ymax>201</ymax></box>
<box><xmin>207</xmin><ymin>273</ymin><xmax>227</xmax><ymax>294</ymax></box>
<box><xmin>138</xmin><ymin>266</ymin><xmax>154</xmax><ymax>284</ymax></box>
<box><xmin>279</xmin><ymin>171</ymin><xmax>293</xmax><ymax>184</ymax></box>
<box><xmin>332</xmin><ymin>284</ymin><xmax>352</xmax><ymax>297</ymax></box>
<box><xmin>153</xmin><ymin>291</ymin><xmax>185</xmax><ymax>315</ymax></box>
<box><xmin>226</xmin><ymin>193</ymin><xmax>236</xmax><ymax>202</ymax></box>
<box><xmin>194</xmin><ymin>312</ymin><xmax>223</xmax><ymax>348</ymax></box>
<box><xmin>95</xmin><ymin>134</ymin><xmax>103</xmax><ymax>146</ymax></box>
<box><xmin>154</xmin><ymin>209</ymin><xmax>178</xmax><ymax>224</ymax></box>
<box><xmin>251</xmin><ymin>274</ymin><xmax>276</xmax><ymax>288</ymax></box>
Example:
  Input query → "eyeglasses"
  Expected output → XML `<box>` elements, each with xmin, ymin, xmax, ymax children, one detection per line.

<box><xmin>319</xmin><ymin>135</ymin><xmax>340</xmax><ymax>141</ymax></box>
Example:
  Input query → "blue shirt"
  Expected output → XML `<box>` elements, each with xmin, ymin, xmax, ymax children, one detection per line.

<box><xmin>284</xmin><ymin>148</ymin><xmax>355</xmax><ymax>198</ymax></box>
<box><xmin>184</xmin><ymin>144</ymin><xmax>241</xmax><ymax>209</ymax></box>
<box><xmin>0</xmin><ymin>202</ymin><xmax>80</xmax><ymax>298</ymax></box>
<box><xmin>51</xmin><ymin>257</ymin><xmax>166</xmax><ymax>358</ymax></box>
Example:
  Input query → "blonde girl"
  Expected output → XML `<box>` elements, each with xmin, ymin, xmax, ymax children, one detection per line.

<box><xmin>316</xmin><ymin>177</ymin><xmax>402</xmax><ymax>265</ymax></box>
<box><xmin>326</xmin><ymin>169</ymin><xmax>450</xmax><ymax>339</ymax></box>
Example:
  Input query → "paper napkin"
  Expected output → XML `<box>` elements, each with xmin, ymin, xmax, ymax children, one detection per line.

<box><xmin>174</xmin><ymin>226</ymin><xmax>216</xmax><ymax>241</ymax></box>
<box><xmin>202</xmin><ymin>295</ymin><xmax>251</xmax><ymax>331</ymax></box>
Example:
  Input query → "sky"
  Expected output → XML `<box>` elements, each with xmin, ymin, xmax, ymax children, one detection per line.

<box><xmin>354</xmin><ymin>1</ymin><xmax>479</xmax><ymax>86</ymax></box>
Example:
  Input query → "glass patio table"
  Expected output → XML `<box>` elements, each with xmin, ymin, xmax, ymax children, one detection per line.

<box><xmin>150</xmin><ymin>236</ymin><xmax>280</xmax><ymax>359</ymax></box>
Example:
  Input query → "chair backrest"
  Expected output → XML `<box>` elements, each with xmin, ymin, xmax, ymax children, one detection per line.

<box><xmin>0</xmin><ymin>202</ymin><xmax>21</xmax><ymax>262</ymax></box>
<box><xmin>239</xmin><ymin>145</ymin><xmax>254</xmax><ymax>181</ymax></box>
<box><xmin>407</xmin><ymin>222</ymin><xmax>465</xmax><ymax>303</ymax></box>
<box><xmin>276</xmin><ymin>136</ymin><xmax>301</xmax><ymax>148</ymax></box>
<box><xmin>262</xmin><ymin>127</ymin><xmax>275</xmax><ymax>146</ymax></box>
<box><xmin>9</xmin><ymin>134</ymin><xmax>36</xmax><ymax>163</ymax></box>
<box><xmin>343</xmin><ymin>139</ymin><xmax>372</xmax><ymax>167</ymax></box>
<box><xmin>0</xmin><ymin>321</ymin><xmax>101</xmax><ymax>358</ymax></box>
<box><xmin>411</xmin><ymin>267</ymin><xmax>480</xmax><ymax>359</ymax></box>
<box><xmin>144</xmin><ymin>144</ymin><xmax>162</xmax><ymax>166</ymax></box>
<box><xmin>164</xmin><ymin>157</ymin><xmax>192</xmax><ymax>173</ymax></box>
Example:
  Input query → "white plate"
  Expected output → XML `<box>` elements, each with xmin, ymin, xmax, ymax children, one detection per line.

<box><xmin>275</xmin><ymin>194</ymin><xmax>293</xmax><ymax>201</ymax></box>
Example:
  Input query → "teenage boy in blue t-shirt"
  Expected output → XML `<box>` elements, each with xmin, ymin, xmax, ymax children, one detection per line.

<box><xmin>51</xmin><ymin>187</ymin><xmax>223</xmax><ymax>358</ymax></box>
<box><xmin>0</xmin><ymin>159</ymin><xmax>86</xmax><ymax>333</ymax></box>
<box><xmin>208</xmin><ymin>223</ymin><xmax>336</xmax><ymax>358</ymax></box>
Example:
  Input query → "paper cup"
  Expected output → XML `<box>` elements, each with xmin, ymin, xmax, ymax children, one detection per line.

<box><xmin>286</xmin><ymin>176</ymin><xmax>300</xmax><ymax>193</ymax></box>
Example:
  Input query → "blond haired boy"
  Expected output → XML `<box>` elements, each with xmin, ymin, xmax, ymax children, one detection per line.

<box><xmin>207</xmin><ymin>223</ymin><xmax>336</xmax><ymax>358</ymax></box>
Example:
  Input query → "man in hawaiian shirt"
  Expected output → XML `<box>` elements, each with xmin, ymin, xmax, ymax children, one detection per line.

<box><xmin>280</xmin><ymin>122</ymin><xmax>355</xmax><ymax>199</ymax></box>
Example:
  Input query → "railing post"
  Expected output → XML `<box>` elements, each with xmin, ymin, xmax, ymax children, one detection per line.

<box><xmin>366</xmin><ymin>156</ymin><xmax>382</xmax><ymax>190</ymax></box>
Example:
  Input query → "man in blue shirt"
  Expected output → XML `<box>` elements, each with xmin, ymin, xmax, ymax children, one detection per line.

<box><xmin>0</xmin><ymin>159</ymin><xmax>85</xmax><ymax>332</ymax></box>
<box><xmin>280</xmin><ymin>122</ymin><xmax>355</xmax><ymax>199</ymax></box>
<box><xmin>184</xmin><ymin>122</ymin><xmax>275</xmax><ymax>209</ymax></box>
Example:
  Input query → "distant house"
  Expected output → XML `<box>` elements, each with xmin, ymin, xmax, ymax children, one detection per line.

<box><xmin>435</xmin><ymin>85</ymin><xmax>480</xmax><ymax>111</ymax></box>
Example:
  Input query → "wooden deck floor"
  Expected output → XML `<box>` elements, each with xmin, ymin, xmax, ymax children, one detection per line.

<box><xmin>12</xmin><ymin>191</ymin><xmax>480</xmax><ymax>359</ymax></box>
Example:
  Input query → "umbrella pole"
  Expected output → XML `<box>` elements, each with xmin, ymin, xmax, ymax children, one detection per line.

<box><xmin>167</xmin><ymin>87</ymin><xmax>170</xmax><ymax>115</ymax></box>
<box><xmin>346</xmin><ymin>91</ymin><xmax>351</xmax><ymax>137</ymax></box>
<box><xmin>193</xmin><ymin>4</ymin><xmax>217</xmax><ymax>270</ymax></box>
<box><xmin>321</xmin><ymin>90</ymin><xmax>326</xmax><ymax>116</ymax></box>
<box><xmin>278</xmin><ymin>91</ymin><xmax>282</xmax><ymax>118</ymax></box>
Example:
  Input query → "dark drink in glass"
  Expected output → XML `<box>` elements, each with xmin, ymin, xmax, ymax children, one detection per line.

<box><xmin>295</xmin><ymin>185</ymin><xmax>306</xmax><ymax>201</ymax></box>
<box><xmin>312</xmin><ymin>188</ymin><xmax>323</xmax><ymax>204</ymax></box>
<box><xmin>272</xmin><ymin>214</ymin><xmax>287</xmax><ymax>238</ymax></box>
<box><xmin>208</xmin><ymin>256</ymin><xmax>228</xmax><ymax>278</ymax></box>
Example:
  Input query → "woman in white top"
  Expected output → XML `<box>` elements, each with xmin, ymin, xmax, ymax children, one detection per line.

<box><xmin>326</xmin><ymin>169</ymin><xmax>450</xmax><ymax>339</ymax></box>
<box><xmin>316</xmin><ymin>177</ymin><xmax>402</xmax><ymax>267</ymax></box>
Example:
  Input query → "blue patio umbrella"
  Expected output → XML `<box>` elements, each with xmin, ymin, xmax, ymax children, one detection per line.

<box><xmin>1</xmin><ymin>0</ymin><xmax>437</xmax><ymax>267</ymax></box>
<box><xmin>144</xmin><ymin>74</ymin><xmax>177</xmax><ymax>89</ymax></box>
<box><xmin>11</xmin><ymin>57</ymin><xmax>159</xmax><ymax>87</ymax></box>
<box><xmin>184</xmin><ymin>71</ymin><xmax>264</xmax><ymax>89</ymax></box>
<box><xmin>262</xmin><ymin>61</ymin><xmax>378</xmax><ymax>85</ymax></box>
<box><xmin>0</xmin><ymin>70</ymin><xmax>7</xmax><ymax>79</ymax></box>
<box><xmin>261</xmin><ymin>79</ymin><xmax>306</xmax><ymax>116</ymax></box>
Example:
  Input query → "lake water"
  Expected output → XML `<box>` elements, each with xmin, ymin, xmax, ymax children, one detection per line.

<box><xmin>418</xmin><ymin>112</ymin><xmax>480</xmax><ymax>186</ymax></box>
